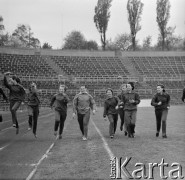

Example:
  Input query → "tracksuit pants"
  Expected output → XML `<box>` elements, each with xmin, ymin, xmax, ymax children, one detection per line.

<box><xmin>124</xmin><ymin>110</ymin><xmax>137</xmax><ymax>136</ymax></box>
<box><xmin>118</xmin><ymin>108</ymin><xmax>126</xmax><ymax>131</ymax></box>
<box><xmin>107</xmin><ymin>114</ymin><xmax>118</xmax><ymax>136</ymax></box>
<box><xmin>155</xmin><ymin>109</ymin><xmax>168</xmax><ymax>136</ymax></box>
<box><xmin>54</xmin><ymin>110</ymin><xmax>67</xmax><ymax>135</ymax></box>
<box><xmin>77</xmin><ymin>110</ymin><xmax>90</xmax><ymax>138</ymax></box>
<box><xmin>10</xmin><ymin>101</ymin><xmax>22</xmax><ymax>128</ymax></box>
<box><xmin>28</xmin><ymin>105</ymin><xmax>39</xmax><ymax>135</ymax></box>
<box><xmin>0</xmin><ymin>114</ymin><xmax>2</xmax><ymax>122</ymax></box>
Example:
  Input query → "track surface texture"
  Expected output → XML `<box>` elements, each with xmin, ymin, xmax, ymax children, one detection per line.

<box><xmin>0</xmin><ymin>106</ymin><xmax>184</xmax><ymax>180</ymax></box>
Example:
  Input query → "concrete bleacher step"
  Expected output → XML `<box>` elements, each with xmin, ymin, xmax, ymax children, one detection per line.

<box><xmin>42</xmin><ymin>56</ymin><xmax>66</xmax><ymax>77</ymax></box>
<box><xmin>120</xmin><ymin>57</ymin><xmax>140</xmax><ymax>80</ymax></box>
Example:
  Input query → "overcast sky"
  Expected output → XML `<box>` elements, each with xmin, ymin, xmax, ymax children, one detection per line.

<box><xmin>0</xmin><ymin>0</ymin><xmax>185</xmax><ymax>49</ymax></box>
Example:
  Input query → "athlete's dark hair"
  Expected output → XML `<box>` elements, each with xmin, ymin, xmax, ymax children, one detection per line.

<box><xmin>106</xmin><ymin>88</ymin><xmax>113</xmax><ymax>94</ymax></box>
<box><xmin>59</xmin><ymin>84</ymin><xmax>67</xmax><ymax>92</ymax></box>
<box><xmin>12</xmin><ymin>75</ymin><xmax>21</xmax><ymax>84</ymax></box>
<box><xmin>157</xmin><ymin>84</ymin><xmax>165</xmax><ymax>92</ymax></box>
<box><xmin>127</xmin><ymin>82</ymin><xmax>135</xmax><ymax>90</ymax></box>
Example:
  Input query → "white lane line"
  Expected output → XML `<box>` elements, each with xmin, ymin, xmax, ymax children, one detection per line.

<box><xmin>26</xmin><ymin>142</ymin><xmax>55</xmax><ymax>180</ymax></box>
<box><xmin>0</xmin><ymin>143</ymin><xmax>11</xmax><ymax>151</ymax></box>
<box><xmin>91</xmin><ymin>118</ymin><xmax>126</xmax><ymax>180</ymax></box>
<box><xmin>25</xmin><ymin>115</ymin><xmax>71</xmax><ymax>180</ymax></box>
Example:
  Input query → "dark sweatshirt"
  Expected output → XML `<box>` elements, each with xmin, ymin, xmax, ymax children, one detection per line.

<box><xmin>151</xmin><ymin>92</ymin><xmax>170</xmax><ymax>110</ymax></box>
<box><xmin>50</xmin><ymin>93</ymin><xmax>69</xmax><ymax>113</ymax></box>
<box><xmin>122</xmin><ymin>91</ymin><xmax>140</xmax><ymax>111</ymax></box>
<box><xmin>103</xmin><ymin>96</ymin><xmax>119</xmax><ymax>117</ymax></box>
<box><xmin>4</xmin><ymin>76</ymin><xmax>26</xmax><ymax>102</ymax></box>
<box><xmin>27</xmin><ymin>91</ymin><xmax>40</xmax><ymax>107</ymax></box>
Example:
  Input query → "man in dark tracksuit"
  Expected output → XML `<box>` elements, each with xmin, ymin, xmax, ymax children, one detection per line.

<box><xmin>122</xmin><ymin>82</ymin><xmax>140</xmax><ymax>138</ymax></box>
<box><xmin>103</xmin><ymin>88</ymin><xmax>119</xmax><ymax>138</ymax></box>
<box><xmin>0</xmin><ymin>87</ymin><xmax>8</xmax><ymax>122</ymax></box>
<box><xmin>50</xmin><ymin>85</ymin><xmax>69</xmax><ymax>139</ymax></box>
<box><xmin>27</xmin><ymin>83</ymin><xmax>40</xmax><ymax>138</ymax></box>
<box><xmin>73</xmin><ymin>86</ymin><xmax>96</xmax><ymax>141</ymax></box>
<box><xmin>151</xmin><ymin>85</ymin><xmax>170</xmax><ymax>138</ymax></box>
<box><xmin>182</xmin><ymin>87</ymin><xmax>185</xmax><ymax>103</ymax></box>
<box><xmin>4</xmin><ymin>72</ymin><xmax>26</xmax><ymax>134</ymax></box>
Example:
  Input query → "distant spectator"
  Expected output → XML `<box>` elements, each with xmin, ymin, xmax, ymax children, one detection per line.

<box><xmin>182</xmin><ymin>87</ymin><xmax>185</xmax><ymax>103</ymax></box>
<box><xmin>151</xmin><ymin>84</ymin><xmax>170</xmax><ymax>138</ymax></box>
<box><xmin>3</xmin><ymin>72</ymin><xmax>26</xmax><ymax>134</ymax></box>
<box><xmin>103</xmin><ymin>88</ymin><xmax>119</xmax><ymax>139</ymax></box>
<box><xmin>0</xmin><ymin>87</ymin><xmax>8</xmax><ymax>122</ymax></box>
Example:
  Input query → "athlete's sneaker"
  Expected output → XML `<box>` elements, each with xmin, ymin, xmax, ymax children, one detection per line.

<box><xmin>54</xmin><ymin>131</ymin><xmax>57</xmax><ymax>136</ymax></box>
<box><xmin>82</xmin><ymin>136</ymin><xmax>87</xmax><ymax>141</ymax></box>
<box><xmin>156</xmin><ymin>132</ymin><xmax>159</xmax><ymax>137</ymax></box>
<box><xmin>16</xmin><ymin>128</ymin><xmax>19</xmax><ymax>134</ymax></box>
<box><xmin>110</xmin><ymin>135</ymin><xmax>114</xmax><ymax>139</ymax></box>
<box><xmin>162</xmin><ymin>135</ymin><xmax>167</xmax><ymax>138</ymax></box>
<box><xmin>33</xmin><ymin>133</ymin><xmax>37</xmax><ymax>138</ymax></box>
<box><xmin>28</xmin><ymin>127</ymin><xmax>31</xmax><ymax>131</ymax></box>
<box><xmin>13</xmin><ymin>124</ymin><xmax>16</xmax><ymax>128</ymax></box>
<box><xmin>120</xmin><ymin>126</ymin><xmax>123</xmax><ymax>131</ymax></box>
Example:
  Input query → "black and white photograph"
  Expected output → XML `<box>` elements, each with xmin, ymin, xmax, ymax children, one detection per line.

<box><xmin>0</xmin><ymin>0</ymin><xmax>185</xmax><ymax>179</ymax></box>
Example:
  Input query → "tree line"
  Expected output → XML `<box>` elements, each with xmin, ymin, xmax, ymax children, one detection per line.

<box><xmin>0</xmin><ymin>0</ymin><xmax>184</xmax><ymax>51</ymax></box>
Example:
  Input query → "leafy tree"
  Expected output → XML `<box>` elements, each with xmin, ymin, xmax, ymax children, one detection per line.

<box><xmin>127</xmin><ymin>0</ymin><xmax>143</xmax><ymax>51</ymax></box>
<box><xmin>0</xmin><ymin>16</ymin><xmax>7</xmax><ymax>46</ymax></box>
<box><xmin>106</xmin><ymin>39</ymin><xmax>116</xmax><ymax>50</ymax></box>
<box><xmin>0</xmin><ymin>16</ymin><xmax>4</xmax><ymax>32</ymax></box>
<box><xmin>156</xmin><ymin>26</ymin><xmax>183</xmax><ymax>51</ymax></box>
<box><xmin>12</xmin><ymin>24</ymin><xmax>40</xmax><ymax>48</ymax></box>
<box><xmin>63</xmin><ymin>30</ymin><xmax>86</xmax><ymax>49</ymax></box>
<box><xmin>42</xmin><ymin>42</ymin><xmax>52</xmax><ymax>49</ymax></box>
<box><xmin>85</xmin><ymin>40</ymin><xmax>98</xmax><ymax>50</ymax></box>
<box><xmin>182</xmin><ymin>38</ymin><xmax>185</xmax><ymax>51</ymax></box>
<box><xmin>114</xmin><ymin>33</ymin><xmax>132</xmax><ymax>51</ymax></box>
<box><xmin>142</xmin><ymin>36</ymin><xmax>152</xmax><ymax>50</ymax></box>
<box><xmin>156</xmin><ymin>0</ymin><xmax>171</xmax><ymax>51</ymax></box>
<box><xmin>94</xmin><ymin>0</ymin><xmax>112</xmax><ymax>50</ymax></box>
<box><xmin>0</xmin><ymin>33</ymin><xmax>9</xmax><ymax>46</ymax></box>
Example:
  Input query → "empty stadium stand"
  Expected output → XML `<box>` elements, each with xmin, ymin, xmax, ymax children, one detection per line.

<box><xmin>127</xmin><ymin>56</ymin><xmax>185</xmax><ymax>78</ymax></box>
<box><xmin>0</xmin><ymin>48</ymin><xmax>185</xmax><ymax>108</ymax></box>
<box><xmin>0</xmin><ymin>53</ymin><xmax>57</xmax><ymax>77</ymax></box>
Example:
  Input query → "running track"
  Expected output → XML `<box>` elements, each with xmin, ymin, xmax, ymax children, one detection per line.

<box><xmin>0</xmin><ymin>106</ymin><xmax>185</xmax><ymax>179</ymax></box>
<box><xmin>0</xmin><ymin>108</ymin><xmax>127</xmax><ymax>179</ymax></box>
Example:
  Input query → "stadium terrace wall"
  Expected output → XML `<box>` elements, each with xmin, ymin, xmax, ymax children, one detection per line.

<box><xmin>0</xmin><ymin>47</ymin><xmax>185</xmax><ymax>57</ymax></box>
<box><xmin>120</xmin><ymin>51</ymin><xmax>185</xmax><ymax>57</ymax></box>
<box><xmin>0</xmin><ymin>47</ymin><xmax>115</xmax><ymax>57</ymax></box>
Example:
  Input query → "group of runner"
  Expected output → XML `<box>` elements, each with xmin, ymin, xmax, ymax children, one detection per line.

<box><xmin>0</xmin><ymin>72</ymin><xmax>185</xmax><ymax>140</ymax></box>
